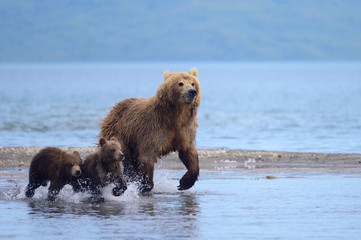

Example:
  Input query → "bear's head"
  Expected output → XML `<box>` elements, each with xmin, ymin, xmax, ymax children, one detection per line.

<box><xmin>99</xmin><ymin>137</ymin><xmax>125</xmax><ymax>162</ymax></box>
<box><xmin>158</xmin><ymin>68</ymin><xmax>201</xmax><ymax>108</ymax></box>
<box><xmin>62</xmin><ymin>151</ymin><xmax>82</xmax><ymax>178</ymax></box>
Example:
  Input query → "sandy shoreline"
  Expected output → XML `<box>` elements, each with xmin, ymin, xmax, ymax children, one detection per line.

<box><xmin>1</xmin><ymin>146</ymin><xmax>361</xmax><ymax>173</ymax></box>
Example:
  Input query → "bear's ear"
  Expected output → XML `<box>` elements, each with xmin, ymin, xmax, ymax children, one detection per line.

<box><xmin>164</xmin><ymin>70</ymin><xmax>171</xmax><ymax>80</ymax></box>
<box><xmin>189</xmin><ymin>68</ymin><xmax>198</xmax><ymax>77</ymax></box>
<box><xmin>99</xmin><ymin>137</ymin><xmax>107</xmax><ymax>147</ymax></box>
<box><xmin>73</xmin><ymin>151</ymin><xmax>81</xmax><ymax>159</ymax></box>
<box><xmin>110</xmin><ymin>136</ymin><xmax>118</xmax><ymax>142</ymax></box>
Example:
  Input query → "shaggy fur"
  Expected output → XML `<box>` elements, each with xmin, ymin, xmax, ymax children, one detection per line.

<box><xmin>100</xmin><ymin>68</ymin><xmax>201</xmax><ymax>192</ymax></box>
<box><xmin>74</xmin><ymin>137</ymin><xmax>127</xmax><ymax>202</ymax></box>
<box><xmin>25</xmin><ymin>147</ymin><xmax>82</xmax><ymax>201</ymax></box>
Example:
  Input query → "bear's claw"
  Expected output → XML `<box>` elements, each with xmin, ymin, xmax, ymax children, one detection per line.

<box><xmin>178</xmin><ymin>172</ymin><xmax>198</xmax><ymax>191</ymax></box>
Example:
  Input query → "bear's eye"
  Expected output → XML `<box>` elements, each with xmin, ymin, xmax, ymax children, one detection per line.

<box><xmin>178</xmin><ymin>82</ymin><xmax>184</xmax><ymax>87</ymax></box>
<box><xmin>191</xmin><ymin>83</ymin><xmax>195</xmax><ymax>87</ymax></box>
<box><xmin>70</xmin><ymin>163</ymin><xmax>74</xmax><ymax>167</ymax></box>
<box><xmin>111</xmin><ymin>148</ymin><xmax>116</xmax><ymax>153</ymax></box>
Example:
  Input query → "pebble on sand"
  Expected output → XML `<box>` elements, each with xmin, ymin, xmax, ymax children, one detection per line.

<box><xmin>266</xmin><ymin>175</ymin><xmax>277</xmax><ymax>179</ymax></box>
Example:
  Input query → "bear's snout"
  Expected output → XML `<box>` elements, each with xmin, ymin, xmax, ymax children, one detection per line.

<box><xmin>188</xmin><ymin>89</ymin><xmax>197</xmax><ymax>97</ymax></box>
<box><xmin>115</xmin><ymin>153</ymin><xmax>125</xmax><ymax>161</ymax></box>
<box><xmin>183</xmin><ymin>87</ymin><xmax>197</xmax><ymax>103</ymax></box>
<box><xmin>71</xmin><ymin>166</ymin><xmax>82</xmax><ymax>177</ymax></box>
<box><xmin>188</xmin><ymin>89</ymin><xmax>197</xmax><ymax>99</ymax></box>
<box><xmin>112</xmin><ymin>151</ymin><xmax>124</xmax><ymax>161</ymax></box>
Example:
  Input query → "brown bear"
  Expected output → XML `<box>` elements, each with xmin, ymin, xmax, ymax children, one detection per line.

<box><xmin>25</xmin><ymin>147</ymin><xmax>82</xmax><ymax>201</ymax></box>
<box><xmin>74</xmin><ymin>137</ymin><xmax>127</xmax><ymax>202</ymax></box>
<box><xmin>100</xmin><ymin>68</ymin><xmax>201</xmax><ymax>192</ymax></box>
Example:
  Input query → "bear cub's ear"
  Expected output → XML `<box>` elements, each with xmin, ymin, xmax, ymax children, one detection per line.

<box><xmin>73</xmin><ymin>151</ymin><xmax>81</xmax><ymax>159</ymax></box>
<box><xmin>189</xmin><ymin>68</ymin><xmax>198</xmax><ymax>77</ymax></box>
<box><xmin>99</xmin><ymin>137</ymin><xmax>107</xmax><ymax>147</ymax></box>
<box><xmin>164</xmin><ymin>70</ymin><xmax>171</xmax><ymax>80</ymax></box>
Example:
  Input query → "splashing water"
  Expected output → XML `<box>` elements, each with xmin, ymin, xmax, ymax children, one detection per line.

<box><xmin>2</xmin><ymin>169</ymin><xmax>182</xmax><ymax>203</ymax></box>
<box><xmin>244</xmin><ymin>158</ymin><xmax>257</xmax><ymax>170</ymax></box>
<box><xmin>1</xmin><ymin>168</ymin><xmax>361</xmax><ymax>239</ymax></box>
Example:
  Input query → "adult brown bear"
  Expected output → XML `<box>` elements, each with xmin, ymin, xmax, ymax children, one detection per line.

<box><xmin>100</xmin><ymin>68</ymin><xmax>201</xmax><ymax>192</ymax></box>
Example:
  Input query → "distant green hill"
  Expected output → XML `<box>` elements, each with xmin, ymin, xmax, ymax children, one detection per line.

<box><xmin>1</xmin><ymin>0</ymin><xmax>360</xmax><ymax>62</ymax></box>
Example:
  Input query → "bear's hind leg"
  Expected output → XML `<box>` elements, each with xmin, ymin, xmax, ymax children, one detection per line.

<box><xmin>137</xmin><ymin>159</ymin><xmax>154</xmax><ymax>193</ymax></box>
<box><xmin>89</xmin><ymin>186</ymin><xmax>105</xmax><ymax>203</ymax></box>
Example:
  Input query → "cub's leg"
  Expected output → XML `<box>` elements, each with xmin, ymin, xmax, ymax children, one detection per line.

<box><xmin>25</xmin><ymin>181</ymin><xmax>42</xmax><ymax>198</ymax></box>
<box><xmin>47</xmin><ymin>181</ymin><xmax>65</xmax><ymax>201</ymax></box>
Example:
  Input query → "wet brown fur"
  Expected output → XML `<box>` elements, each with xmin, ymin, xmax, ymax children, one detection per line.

<box><xmin>76</xmin><ymin>137</ymin><xmax>127</xmax><ymax>200</ymax></box>
<box><xmin>25</xmin><ymin>147</ymin><xmax>82</xmax><ymax>201</ymax></box>
<box><xmin>100</xmin><ymin>68</ymin><xmax>201</xmax><ymax>192</ymax></box>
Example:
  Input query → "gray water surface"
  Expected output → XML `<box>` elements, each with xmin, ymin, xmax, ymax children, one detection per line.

<box><xmin>1</xmin><ymin>62</ymin><xmax>361</xmax><ymax>153</ymax></box>
<box><xmin>1</xmin><ymin>168</ymin><xmax>361</xmax><ymax>240</ymax></box>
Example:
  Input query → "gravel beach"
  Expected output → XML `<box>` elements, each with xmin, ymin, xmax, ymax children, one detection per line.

<box><xmin>1</xmin><ymin>146</ymin><xmax>361</xmax><ymax>173</ymax></box>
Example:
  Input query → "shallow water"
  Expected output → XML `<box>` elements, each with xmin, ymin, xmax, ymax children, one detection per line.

<box><xmin>1</xmin><ymin>62</ymin><xmax>361</xmax><ymax>153</ymax></box>
<box><xmin>1</xmin><ymin>167</ymin><xmax>361</xmax><ymax>240</ymax></box>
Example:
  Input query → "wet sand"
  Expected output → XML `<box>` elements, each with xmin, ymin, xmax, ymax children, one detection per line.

<box><xmin>1</xmin><ymin>146</ymin><xmax>361</xmax><ymax>173</ymax></box>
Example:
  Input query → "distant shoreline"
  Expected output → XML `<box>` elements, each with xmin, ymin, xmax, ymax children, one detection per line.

<box><xmin>1</xmin><ymin>147</ymin><xmax>361</xmax><ymax>173</ymax></box>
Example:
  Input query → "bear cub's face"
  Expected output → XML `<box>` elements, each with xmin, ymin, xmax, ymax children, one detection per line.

<box><xmin>99</xmin><ymin>137</ymin><xmax>124</xmax><ymax>162</ymax></box>
<box><xmin>64</xmin><ymin>151</ymin><xmax>82</xmax><ymax>177</ymax></box>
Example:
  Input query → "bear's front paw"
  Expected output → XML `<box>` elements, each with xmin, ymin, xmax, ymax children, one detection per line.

<box><xmin>178</xmin><ymin>172</ymin><xmax>198</xmax><ymax>191</ymax></box>
<box><xmin>25</xmin><ymin>189</ymin><xmax>35</xmax><ymax>198</ymax></box>
<box><xmin>112</xmin><ymin>186</ymin><xmax>126</xmax><ymax>196</ymax></box>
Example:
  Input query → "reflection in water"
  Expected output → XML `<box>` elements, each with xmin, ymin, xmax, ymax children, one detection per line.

<box><xmin>134</xmin><ymin>193</ymin><xmax>200</xmax><ymax>237</ymax></box>
<box><xmin>26</xmin><ymin>193</ymin><xmax>199</xmax><ymax>218</ymax></box>
<box><xmin>24</xmin><ymin>192</ymin><xmax>200</xmax><ymax>239</ymax></box>
<box><xmin>27</xmin><ymin>200</ymin><xmax>126</xmax><ymax>218</ymax></box>
<box><xmin>2</xmin><ymin>170</ymin><xmax>361</xmax><ymax>239</ymax></box>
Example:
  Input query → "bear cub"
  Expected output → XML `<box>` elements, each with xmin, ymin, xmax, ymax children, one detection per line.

<box><xmin>75</xmin><ymin>137</ymin><xmax>127</xmax><ymax>202</ymax></box>
<box><xmin>25</xmin><ymin>147</ymin><xmax>82</xmax><ymax>201</ymax></box>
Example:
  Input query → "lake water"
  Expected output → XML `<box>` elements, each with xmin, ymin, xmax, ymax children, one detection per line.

<box><xmin>1</xmin><ymin>63</ymin><xmax>361</xmax><ymax>239</ymax></box>
<box><xmin>1</xmin><ymin>62</ymin><xmax>361</xmax><ymax>153</ymax></box>
<box><xmin>1</xmin><ymin>166</ymin><xmax>361</xmax><ymax>240</ymax></box>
